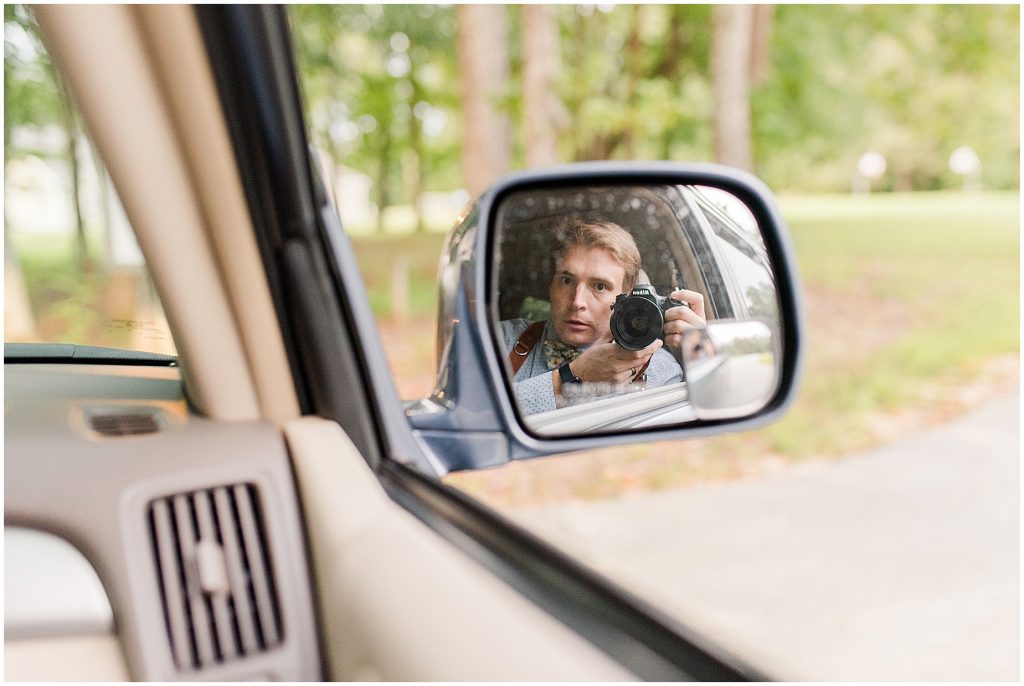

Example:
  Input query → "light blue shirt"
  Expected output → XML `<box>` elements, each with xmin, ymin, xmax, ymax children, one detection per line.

<box><xmin>501</xmin><ymin>318</ymin><xmax>684</xmax><ymax>415</ymax></box>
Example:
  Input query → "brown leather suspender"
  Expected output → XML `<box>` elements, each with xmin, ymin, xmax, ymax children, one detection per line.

<box><xmin>507</xmin><ymin>321</ymin><xmax>546</xmax><ymax>374</ymax></box>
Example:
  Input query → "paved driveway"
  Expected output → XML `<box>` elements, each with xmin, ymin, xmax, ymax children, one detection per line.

<box><xmin>509</xmin><ymin>391</ymin><xmax>1020</xmax><ymax>680</ymax></box>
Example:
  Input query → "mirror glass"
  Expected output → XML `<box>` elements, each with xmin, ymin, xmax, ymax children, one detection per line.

<box><xmin>491</xmin><ymin>184</ymin><xmax>782</xmax><ymax>436</ymax></box>
<box><xmin>681</xmin><ymin>319</ymin><xmax>778</xmax><ymax>420</ymax></box>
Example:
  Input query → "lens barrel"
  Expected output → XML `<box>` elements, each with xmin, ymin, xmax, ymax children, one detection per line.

<box><xmin>610</xmin><ymin>295</ymin><xmax>664</xmax><ymax>351</ymax></box>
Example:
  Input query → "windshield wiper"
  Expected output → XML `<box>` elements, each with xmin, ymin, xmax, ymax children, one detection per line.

<box><xmin>4</xmin><ymin>343</ymin><xmax>177</xmax><ymax>367</ymax></box>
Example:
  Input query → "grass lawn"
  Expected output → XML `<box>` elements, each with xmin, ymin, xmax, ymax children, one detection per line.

<box><xmin>349</xmin><ymin>232</ymin><xmax>447</xmax><ymax>319</ymax></box>
<box><xmin>768</xmin><ymin>191</ymin><xmax>1019</xmax><ymax>456</ymax></box>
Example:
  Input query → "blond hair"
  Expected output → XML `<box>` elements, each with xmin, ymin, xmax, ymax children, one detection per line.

<box><xmin>554</xmin><ymin>218</ymin><xmax>642</xmax><ymax>292</ymax></box>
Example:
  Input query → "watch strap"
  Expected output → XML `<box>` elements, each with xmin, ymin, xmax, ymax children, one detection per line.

<box><xmin>559</xmin><ymin>361</ymin><xmax>581</xmax><ymax>385</ymax></box>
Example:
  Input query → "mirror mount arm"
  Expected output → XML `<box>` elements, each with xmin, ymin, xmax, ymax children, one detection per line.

<box><xmin>407</xmin><ymin>429</ymin><xmax>511</xmax><ymax>475</ymax></box>
<box><xmin>407</xmin><ymin>281</ymin><xmax>513</xmax><ymax>475</ymax></box>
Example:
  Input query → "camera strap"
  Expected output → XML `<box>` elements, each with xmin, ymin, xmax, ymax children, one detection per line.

<box><xmin>508</xmin><ymin>321</ymin><xmax>546</xmax><ymax>375</ymax></box>
<box><xmin>634</xmin><ymin>357</ymin><xmax>652</xmax><ymax>382</ymax></box>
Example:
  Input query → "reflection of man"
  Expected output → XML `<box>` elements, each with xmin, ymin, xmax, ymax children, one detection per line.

<box><xmin>501</xmin><ymin>218</ymin><xmax>707</xmax><ymax>415</ymax></box>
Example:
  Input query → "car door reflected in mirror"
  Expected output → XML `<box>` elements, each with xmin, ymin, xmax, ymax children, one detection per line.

<box><xmin>491</xmin><ymin>183</ymin><xmax>783</xmax><ymax>436</ymax></box>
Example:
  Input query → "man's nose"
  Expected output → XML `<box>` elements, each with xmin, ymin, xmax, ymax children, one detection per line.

<box><xmin>570</xmin><ymin>284</ymin><xmax>588</xmax><ymax>308</ymax></box>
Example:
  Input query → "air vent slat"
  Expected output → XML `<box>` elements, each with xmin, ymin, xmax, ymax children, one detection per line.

<box><xmin>172</xmin><ymin>495</ymin><xmax>215</xmax><ymax>668</ymax></box>
<box><xmin>152</xmin><ymin>500</ymin><xmax>193</xmax><ymax>669</ymax></box>
<box><xmin>150</xmin><ymin>484</ymin><xmax>281</xmax><ymax>672</ymax></box>
<box><xmin>214</xmin><ymin>487</ymin><xmax>259</xmax><ymax>654</ymax></box>
<box><xmin>234</xmin><ymin>485</ymin><xmax>280</xmax><ymax>647</ymax></box>
<box><xmin>194</xmin><ymin>490</ymin><xmax>237</xmax><ymax>661</ymax></box>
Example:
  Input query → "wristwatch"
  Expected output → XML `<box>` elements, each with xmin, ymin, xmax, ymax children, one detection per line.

<box><xmin>558</xmin><ymin>361</ymin><xmax>581</xmax><ymax>385</ymax></box>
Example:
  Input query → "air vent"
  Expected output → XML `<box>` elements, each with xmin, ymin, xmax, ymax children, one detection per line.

<box><xmin>91</xmin><ymin>413</ymin><xmax>160</xmax><ymax>436</ymax></box>
<box><xmin>149</xmin><ymin>485</ymin><xmax>282</xmax><ymax>671</ymax></box>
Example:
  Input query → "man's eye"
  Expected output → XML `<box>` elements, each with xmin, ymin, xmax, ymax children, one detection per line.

<box><xmin>560</xmin><ymin>276</ymin><xmax>573</xmax><ymax>285</ymax></box>
<box><xmin>594</xmin><ymin>283</ymin><xmax>607</xmax><ymax>291</ymax></box>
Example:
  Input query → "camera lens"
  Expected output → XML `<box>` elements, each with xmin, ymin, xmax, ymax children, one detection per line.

<box><xmin>611</xmin><ymin>296</ymin><xmax>663</xmax><ymax>351</ymax></box>
<box><xmin>626</xmin><ymin>314</ymin><xmax>651</xmax><ymax>337</ymax></box>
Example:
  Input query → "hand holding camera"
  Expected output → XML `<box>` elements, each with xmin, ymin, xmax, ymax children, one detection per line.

<box><xmin>567</xmin><ymin>335</ymin><xmax>663</xmax><ymax>386</ymax></box>
<box><xmin>561</xmin><ymin>285</ymin><xmax>706</xmax><ymax>389</ymax></box>
<box><xmin>610</xmin><ymin>284</ymin><xmax>706</xmax><ymax>352</ymax></box>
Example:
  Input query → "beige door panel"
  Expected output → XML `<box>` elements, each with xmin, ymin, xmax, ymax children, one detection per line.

<box><xmin>5</xmin><ymin>635</ymin><xmax>130</xmax><ymax>682</ymax></box>
<box><xmin>285</xmin><ymin>417</ymin><xmax>637</xmax><ymax>681</ymax></box>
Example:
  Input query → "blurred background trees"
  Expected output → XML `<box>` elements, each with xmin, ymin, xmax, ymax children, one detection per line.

<box><xmin>4</xmin><ymin>3</ymin><xmax>1020</xmax><ymax>337</ymax></box>
<box><xmin>5</xmin><ymin>3</ymin><xmax>171</xmax><ymax>349</ymax></box>
<box><xmin>5</xmin><ymin>3</ymin><xmax>89</xmax><ymax>268</ymax></box>
<box><xmin>6</xmin><ymin>4</ymin><xmax>1019</xmax><ymax>240</ymax></box>
<box><xmin>287</xmin><ymin>3</ymin><xmax>1018</xmax><ymax>231</ymax></box>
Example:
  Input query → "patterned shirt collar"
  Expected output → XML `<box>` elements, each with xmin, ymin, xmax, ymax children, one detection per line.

<box><xmin>541</xmin><ymin>319</ymin><xmax>588</xmax><ymax>370</ymax></box>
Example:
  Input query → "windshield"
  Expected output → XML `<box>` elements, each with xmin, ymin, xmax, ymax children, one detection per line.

<box><xmin>4</xmin><ymin>4</ymin><xmax>175</xmax><ymax>356</ymax></box>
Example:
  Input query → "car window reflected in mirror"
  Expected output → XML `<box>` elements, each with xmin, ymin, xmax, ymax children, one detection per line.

<box><xmin>491</xmin><ymin>184</ymin><xmax>782</xmax><ymax>436</ymax></box>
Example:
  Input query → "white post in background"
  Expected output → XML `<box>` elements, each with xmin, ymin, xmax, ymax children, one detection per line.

<box><xmin>854</xmin><ymin>151</ymin><xmax>887</xmax><ymax>194</ymax></box>
<box><xmin>949</xmin><ymin>146</ymin><xmax>982</xmax><ymax>192</ymax></box>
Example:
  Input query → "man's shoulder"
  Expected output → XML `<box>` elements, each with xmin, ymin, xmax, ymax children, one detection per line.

<box><xmin>500</xmin><ymin>318</ymin><xmax>538</xmax><ymax>344</ymax></box>
<box><xmin>651</xmin><ymin>346</ymin><xmax>676</xmax><ymax>363</ymax></box>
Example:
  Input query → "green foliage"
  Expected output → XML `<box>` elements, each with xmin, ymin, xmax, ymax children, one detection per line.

<box><xmin>289</xmin><ymin>4</ymin><xmax>461</xmax><ymax>214</ymax></box>
<box><xmin>555</xmin><ymin>5</ymin><xmax>713</xmax><ymax>162</ymax></box>
<box><xmin>3</xmin><ymin>4</ymin><xmax>61</xmax><ymax>155</ymax></box>
<box><xmin>288</xmin><ymin>4</ymin><xmax>1018</xmax><ymax>196</ymax></box>
<box><xmin>7</xmin><ymin>4</ymin><xmax>1019</xmax><ymax>211</ymax></box>
<box><xmin>753</xmin><ymin>5</ymin><xmax>1019</xmax><ymax>191</ymax></box>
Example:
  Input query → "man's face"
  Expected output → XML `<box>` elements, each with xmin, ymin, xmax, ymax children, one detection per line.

<box><xmin>549</xmin><ymin>245</ymin><xmax>626</xmax><ymax>347</ymax></box>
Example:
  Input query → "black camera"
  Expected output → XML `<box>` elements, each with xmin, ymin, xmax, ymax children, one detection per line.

<box><xmin>609</xmin><ymin>284</ymin><xmax>686</xmax><ymax>351</ymax></box>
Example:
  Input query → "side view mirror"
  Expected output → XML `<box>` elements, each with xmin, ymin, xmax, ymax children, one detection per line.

<box><xmin>407</xmin><ymin>163</ymin><xmax>803</xmax><ymax>475</ymax></box>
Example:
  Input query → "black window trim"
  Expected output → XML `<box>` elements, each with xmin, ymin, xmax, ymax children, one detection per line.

<box><xmin>196</xmin><ymin>4</ymin><xmax>384</xmax><ymax>467</ymax></box>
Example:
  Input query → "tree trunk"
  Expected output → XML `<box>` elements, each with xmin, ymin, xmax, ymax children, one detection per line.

<box><xmin>57</xmin><ymin>81</ymin><xmax>90</xmax><ymax>271</ymax></box>
<box><xmin>654</xmin><ymin>6</ymin><xmax>686</xmax><ymax>80</ymax></box>
<box><xmin>375</xmin><ymin>121</ymin><xmax>392</xmax><ymax>234</ymax></box>
<box><xmin>711</xmin><ymin>5</ymin><xmax>754</xmax><ymax>171</ymax></box>
<box><xmin>623</xmin><ymin>4</ymin><xmax>643</xmax><ymax>159</ymax></box>
<box><xmin>409</xmin><ymin>70</ymin><xmax>426</xmax><ymax>233</ymax></box>
<box><xmin>522</xmin><ymin>4</ymin><xmax>560</xmax><ymax>168</ymax></box>
<box><xmin>86</xmin><ymin>137</ymin><xmax>114</xmax><ymax>273</ymax></box>
<box><xmin>569</xmin><ymin>10</ymin><xmax>587</xmax><ymax>161</ymax></box>
<box><xmin>749</xmin><ymin>4</ymin><xmax>774</xmax><ymax>86</ymax></box>
<box><xmin>457</xmin><ymin>4</ymin><xmax>510</xmax><ymax>196</ymax></box>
